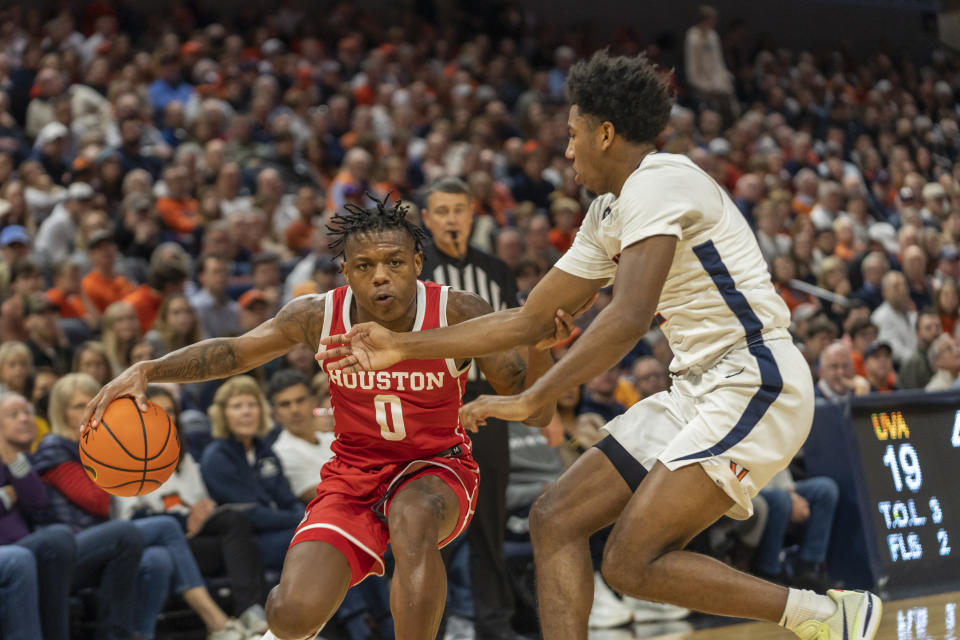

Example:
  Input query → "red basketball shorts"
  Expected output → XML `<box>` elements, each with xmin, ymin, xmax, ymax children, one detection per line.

<box><xmin>289</xmin><ymin>450</ymin><xmax>480</xmax><ymax>586</ymax></box>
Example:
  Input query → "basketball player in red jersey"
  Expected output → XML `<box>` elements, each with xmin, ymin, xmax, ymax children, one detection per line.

<box><xmin>81</xmin><ymin>198</ymin><xmax>584</xmax><ymax>640</ymax></box>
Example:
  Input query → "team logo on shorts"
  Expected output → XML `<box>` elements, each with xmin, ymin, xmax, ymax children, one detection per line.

<box><xmin>729</xmin><ymin>461</ymin><xmax>750</xmax><ymax>482</ymax></box>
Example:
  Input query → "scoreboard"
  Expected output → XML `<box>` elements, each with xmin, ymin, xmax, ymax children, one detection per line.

<box><xmin>847</xmin><ymin>394</ymin><xmax>960</xmax><ymax>595</ymax></box>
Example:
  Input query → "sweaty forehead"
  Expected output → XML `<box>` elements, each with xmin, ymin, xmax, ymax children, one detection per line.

<box><xmin>345</xmin><ymin>228</ymin><xmax>415</xmax><ymax>259</ymax></box>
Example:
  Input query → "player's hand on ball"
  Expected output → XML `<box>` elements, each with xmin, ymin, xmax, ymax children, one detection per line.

<box><xmin>81</xmin><ymin>362</ymin><xmax>150</xmax><ymax>433</ymax></box>
<box><xmin>534</xmin><ymin>293</ymin><xmax>599</xmax><ymax>351</ymax></box>
<box><xmin>317</xmin><ymin>322</ymin><xmax>403</xmax><ymax>373</ymax></box>
<box><xmin>459</xmin><ymin>393</ymin><xmax>536</xmax><ymax>432</ymax></box>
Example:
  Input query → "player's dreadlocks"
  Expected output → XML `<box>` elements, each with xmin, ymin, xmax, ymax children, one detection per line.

<box><xmin>326</xmin><ymin>194</ymin><xmax>427</xmax><ymax>258</ymax></box>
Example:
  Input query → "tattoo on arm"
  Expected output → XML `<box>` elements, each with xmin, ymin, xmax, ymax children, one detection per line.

<box><xmin>151</xmin><ymin>339</ymin><xmax>240</xmax><ymax>381</ymax></box>
<box><xmin>275</xmin><ymin>294</ymin><xmax>326</xmax><ymax>347</ymax></box>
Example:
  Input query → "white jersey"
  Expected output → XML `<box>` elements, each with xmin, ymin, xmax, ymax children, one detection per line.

<box><xmin>555</xmin><ymin>152</ymin><xmax>790</xmax><ymax>374</ymax></box>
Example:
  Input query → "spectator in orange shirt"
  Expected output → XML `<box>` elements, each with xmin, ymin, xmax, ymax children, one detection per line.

<box><xmin>47</xmin><ymin>259</ymin><xmax>89</xmax><ymax>320</ymax></box>
<box><xmin>468</xmin><ymin>170</ymin><xmax>513</xmax><ymax>227</ymax></box>
<box><xmin>81</xmin><ymin>230</ymin><xmax>135</xmax><ymax>313</ymax></box>
<box><xmin>284</xmin><ymin>186</ymin><xmax>324</xmax><ymax>256</ymax></box>
<box><xmin>156</xmin><ymin>165</ymin><xmax>200</xmax><ymax>234</ymax></box>
<box><xmin>122</xmin><ymin>261</ymin><xmax>189</xmax><ymax>334</ymax></box>
<box><xmin>548</xmin><ymin>197</ymin><xmax>580</xmax><ymax>253</ymax></box>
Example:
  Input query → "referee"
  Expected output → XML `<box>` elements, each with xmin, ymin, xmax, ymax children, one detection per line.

<box><xmin>420</xmin><ymin>177</ymin><xmax>523</xmax><ymax>640</ymax></box>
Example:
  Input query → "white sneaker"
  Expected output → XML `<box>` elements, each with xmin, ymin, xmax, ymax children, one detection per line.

<box><xmin>589</xmin><ymin>572</ymin><xmax>633</xmax><ymax>629</ymax></box>
<box><xmin>207</xmin><ymin>619</ymin><xmax>249</xmax><ymax>640</ymax></box>
<box><xmin>239</xmin><ymin>604</ymin><xmax>269</xmax><ymax>635</ymax></box>
<box><xmin>621</xmin><ymin>596</ymin><xmax>690</xmax><ymax>623</ymax></box>
<box><xmin>443</xmin><ymin>614</ymin><xmax>476</xmax><ymax>640</ymax></box>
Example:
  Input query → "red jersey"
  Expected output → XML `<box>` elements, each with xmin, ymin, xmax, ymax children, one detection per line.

<box><xmin>318</xmin><ymin>280</ymin><xmax>471</xmax><ymax>468</ymax></box>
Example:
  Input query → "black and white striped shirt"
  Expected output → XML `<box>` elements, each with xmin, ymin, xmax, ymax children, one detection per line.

<box><xmin>420</xmin><ymin>242</ymin><xmax>521</xmax><ymax>399</ymax></box>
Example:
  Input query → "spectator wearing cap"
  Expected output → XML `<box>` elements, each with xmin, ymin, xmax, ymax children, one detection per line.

<box><xmin>925</xmin><ymin>333</ymin><xmax>960</xmax><ymax>391</ymax></box>
<box><xmin>851</xmin><ymin>251</ymin><xmax>889</xmax><ymax>311</ymax></box>
<box><xmin>815</xmin><ymin>342</ymin><xmax>869</xmax><ymax>400</ymax></box>
<box><xmin>147</xmin><ymin>53</ymin><xmax>194</xmax><ymax>116</ymax></box>
<box><xmin>863</xmin><ymin>342</ymin><xmax>897</xmax><ymax>393</ymax></box>
<box><xmin>34</xmin><ymin>181</ymin><xmax>93</xmax><ymax>268</ymax></box>
<box><xmin>0</xmin><ymin>260</ymin><xmax>44</xmax><ymax>344</ymax></box>
<box><xmin>238</xmin><ymin>289</ymin><xmax>271</xmax><ymax>333</ymax></box>
<box><xmin>24</xmin><ymin>294</ymin><xmax>70</xmax><ymax>375</ymax></box>
<box><xmin>122</xmin><ymin>261</ymin><xmax>189</xmax><ymax>334</ymax></box>
<box><xmin>872</xmin><ymin>271</ymin><xmax>917</xmax><ymax>365</ymax></box>
<box><xmin>0</xmin><ymin>225</ymin><xmax>31</xmax><ymax>297</ymax></box>
<box><xmin>81</xmin><ymin>229</ymin><xmax>135</xmax><ymax>314</ymax></box>
<box><xmin>156</xmin><ymin>165</ymin><xmax>201</xmax><ymax>234</ymax></box>
<box><xmin>899</xmin><ymin>309</ymin><xmax>943</xmax><ymax>390</ymax></box>
<box><xmin>190</xmin><ymin>253</ymin><xmax>242</xmax><ymax>339</ymax></box>
<box><xmin>30</xmin><ymin>121</ymin><xmax>71</xmax><ymax>186</ymax></box>
<box><xmin>708</xmin><ymin>137</ymin><xmax>740</xmax><ymax>191</ymax></box>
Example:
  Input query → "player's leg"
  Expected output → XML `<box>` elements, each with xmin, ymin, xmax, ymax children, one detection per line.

<box><xmin>600</xmin><ymin>461</ymin><xmax>790</xmax><ymax>621</ymax></box>
<box><xmin>265</xmin><ymin>541</ymin><xmax>353</xmax><ymax>640</ymax></box>
<box><xmin>528</xmin><ymin>445</ymin><xmax>634</xmax><ymax>640</ymax></box>
<box><xmin>599</xmin><ymin>461</ymin><xmax>883</xmax><ymax>640</ymax></box>
<box><xmin>386</xmin><ymin>474</ymin><xmax>461</xmax><ymax>639</ymax></box>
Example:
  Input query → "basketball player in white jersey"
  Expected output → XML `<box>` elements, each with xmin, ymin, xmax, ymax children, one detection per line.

<box><xmin>319</xmin><ymin>52</ymin><xmax>881</xmax><ymax>640</ymax></box>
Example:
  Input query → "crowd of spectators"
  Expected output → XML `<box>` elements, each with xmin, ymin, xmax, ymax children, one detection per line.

<box><xmin>1</xmin><ymin>0</ymin><xmax>960</xmax><ymax>637</ymax></box>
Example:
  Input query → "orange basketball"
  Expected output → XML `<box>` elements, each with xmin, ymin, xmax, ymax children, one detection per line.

<box><xmin>79</xmin><ymin>396</ymin><xmax>180</xmax><ymax>497</ymax></box>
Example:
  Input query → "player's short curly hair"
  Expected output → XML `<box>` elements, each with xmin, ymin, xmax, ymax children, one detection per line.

<box><xmin>326</xmin><ymin>194</ymin><xmax>427</xmax><ymax>258</ymax></box>
<box><xmin>565</xmin><ymin>51</ymin><xmax>674</xmax><ymax>145</ymax></box>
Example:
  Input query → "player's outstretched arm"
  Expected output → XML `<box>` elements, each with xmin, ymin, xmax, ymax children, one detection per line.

<box><xmin>460</xmin><ymin>236</ymin><xmax>676</xmax><ymax>430</ymax></box>
<box><xmin>81</xmin><ymin>294</ymin><xmax>327</xmax><ymax>430</ymax></box>
<box><xmin>447</xmin><ymin>290</ymin><xmax>590</xmax><ymax>428</ymax></box>
<box><xmin>319</xmin><ymin>267</ymin><xmax>605</xmax><ymax>374</ymax></box>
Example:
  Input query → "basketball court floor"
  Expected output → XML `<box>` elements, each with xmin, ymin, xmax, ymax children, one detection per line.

<box><xmin>587</xmin><ymin>591</ymin><xmax>959</xmax><ymax>640</ymax></box>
